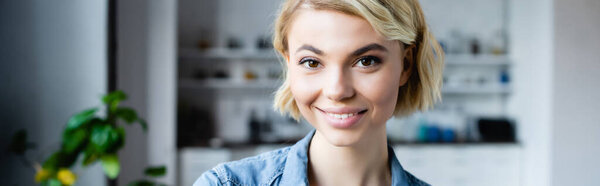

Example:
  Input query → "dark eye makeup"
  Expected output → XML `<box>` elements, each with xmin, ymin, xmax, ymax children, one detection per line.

<box><xmin>354</xmin><ymin>55</ymin><xmax>382</xmax><ymax>68</ymax></box>
<box><xmin>297</xmin><ymin>55</ymin><xmax>383</xmax><ymax>70</ymax></box>
<box><xmin>298</xmin><ymin>57</ymin><xmax>322</xmax><ymax>69</ymax></box>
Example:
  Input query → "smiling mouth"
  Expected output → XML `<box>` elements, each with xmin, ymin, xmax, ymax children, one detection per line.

<box><xmin>315</xmin><ymin>107</ymin><xmax>367</xmax><ymax>128</ymax></box>
<box><xmin>322</xmin><ymin>109</ymin><xmax>368</xmax><ymax>119</ymax></box>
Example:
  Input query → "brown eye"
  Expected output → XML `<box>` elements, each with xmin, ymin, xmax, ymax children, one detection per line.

<box><xmin>359</xmin><ymin>59</ymin><xmax>372</xmax><ymax>66</ymax></box>
<box><xmin>355</xmin><ymin>56</ymin><xmax>381</xmax><ymax>67</ymax></box>
<box><xmin>299</xmin><ymin>58</ymin><xmax>321</xmax><ymax>69</ymax></box>
<box><xmin>307</xmin><ymin>60</ymin><xmax>319</xmax><ymax>68</ymax></box>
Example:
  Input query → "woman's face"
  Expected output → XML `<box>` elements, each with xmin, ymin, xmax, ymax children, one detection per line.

<box><xmin>286</xmin><ymin>9</ymin><xmax>412</xmax><ymax>146</ymax></box>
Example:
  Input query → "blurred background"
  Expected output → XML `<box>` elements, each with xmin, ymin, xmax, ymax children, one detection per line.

<box><xmin>1</xmin><ymin>0</ymin><xmax>599</xmax><ymax>185</ymax></box>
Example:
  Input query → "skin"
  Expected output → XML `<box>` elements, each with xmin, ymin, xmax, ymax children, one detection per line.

<box><xmin>285</xmin><ymin>9</ymin><xmax>413</xmax><ymax>186</ymax></box>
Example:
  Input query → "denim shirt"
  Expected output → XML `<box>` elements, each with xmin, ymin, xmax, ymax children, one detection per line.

<box><xmin>194</xmin><ymin>130</ymin><xmax>430</xmax><ymax>186</ymax></box>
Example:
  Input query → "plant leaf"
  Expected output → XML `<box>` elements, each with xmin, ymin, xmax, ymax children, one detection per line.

<box><xmin>42</xmin><ymin>152</ymin><xmax>60</xmax><ymax>171</ymax></box>
<box><xmin>90</xmin><ymin>125</ymin><xmax>112</xmax><ymax>153</ymax></box>
<box><xmin>110</xmin><ymin>127</ymin><xmax>126</xmax><ymax>152</ymax></box>
<box><xmin>115</xmin><ymin>107</ymin><xmax>138</xmax><ymax>123</ymax></box>
<box><xmin>82</xmin><ymin>150</ymin><xmax>99</xmax><ymax>166</ymax></box>
<box><xmin>91</xmin><ymin>124</ymin><xmax>125</xmax><ymax>153</ymax></box>
<box><xmin>103</xmin><ymin>90</ymin><xmax>127</xmax><ymax>112</ymax></box>
<box><xmin>102</xmin><ymin>90</ymin><xmax>127</xmax><ymax>104</ymax></box>
<box><xmin>138</xmin><ymin>119</ymin><xmax>148</xmax><ymax>131</ymax></box>
<box><xmin>82</xmin><ymin>144</ymin><xmax>101</xmax><ymax>167</ymax></box>
<box><xmin>62</xmin><ymin>128</ymin><xmax>88</xmax><ymax>154</ymax></box>
<box><xmin>101</xmin><ymin>154</ymin><xmax>120</xmax><ymax>179</ymax></box>
<box><xmin>45</xmin><ymin>178</ymin><xmax>62</xmax><ymax>186</ymax></box>
<box><xmin>144</xmin><ymin>166</ymin><xmax>166</xmax><ymax>177</ymax></box>
<box><xmin>63</xmin><ymin>152</ymin><xmax>80</xmax><ymax>168</ymax></box>
<box><xmin>42</xmin><ymin>150</ymin><xmax>79</xmax><ymax>171</ymax></box>
<box><xmin>128</xmin><ymin>180</ymin><xmax>155</xmax><ymax>186</ymax></box>
<box><xmin>66</xmin><ymin>108</ymin><xmax>98</xmax><ymax>130</ymax></box>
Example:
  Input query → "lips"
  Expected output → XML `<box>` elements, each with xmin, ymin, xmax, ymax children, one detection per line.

<box><xmin>316</xmin><ymin>107</ymin><xmax>367</xmax><ymax>129</ymax></box>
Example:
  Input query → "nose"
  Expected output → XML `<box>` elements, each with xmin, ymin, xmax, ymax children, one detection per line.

<box><xmin>324</xmin><ymin>68</ymin><xmax>355</xmax><ymax>101</ymax></box>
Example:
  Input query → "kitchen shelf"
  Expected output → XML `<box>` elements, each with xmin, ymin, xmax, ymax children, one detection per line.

<box><xmin>442</xmin><ymin>85</ymin><xmax>511</xmax><ymax>94</ymax></box>
<box><xmin>178</xmin><ymin>47</ymin><xmax>280</xmax><ymax>61</ymax></box>
<box><xmin>179</xmin><ymin>78</ymin><xmax>281</xmax><ymax>90</ymax></box>
<box><xmin>445</xmin><ymin>54</ymin><xmax>510</xmax><ymax>66</ymax></box>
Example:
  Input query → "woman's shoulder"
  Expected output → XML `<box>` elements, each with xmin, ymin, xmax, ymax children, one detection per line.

<box><xmin>193</xmin><ymin>146</ymin><xmax>292</xmax><ymax>186</ymax></box>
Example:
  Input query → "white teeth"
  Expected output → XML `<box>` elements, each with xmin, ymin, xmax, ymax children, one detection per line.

<box><xmin>326</xmin><ymin>112</ymin><xmax>357</xmax><ymax>119</ymax></box>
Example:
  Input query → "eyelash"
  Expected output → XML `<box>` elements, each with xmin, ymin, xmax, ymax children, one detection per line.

<box><xmin>354</xmin><ymin>56</ymin><xmax>382</xmax><ymax>68</ymax></box>
<box><xmin>298</xmin><ymin>57</ymin><xmax>321</xmax><ymax>69</ymax></box>
<box><xmin>298</xmin><ymin>56</ymin><xmax>382</xmax><ymax>69</ymax></box>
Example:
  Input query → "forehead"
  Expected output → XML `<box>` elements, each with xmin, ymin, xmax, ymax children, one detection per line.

<box><xmin>287</xmin><ymin>9</ymin><xmax>395</xmax><ymax>54</ymax></box>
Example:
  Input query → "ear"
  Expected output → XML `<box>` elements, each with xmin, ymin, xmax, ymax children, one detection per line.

<box><xmin>399</xmin><ymin>44</ymin><xmax>415</xmax><ymax>87</ymax></box>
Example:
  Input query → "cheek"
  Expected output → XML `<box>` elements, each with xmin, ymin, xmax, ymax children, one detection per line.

<box><xmin>356</xmin><ymin>68</ymin><xmax>402</xmax><ymax>120</ymax></box>
<box><xmin>288</xmin><ymin>67</ymin><xmax>320</xmax><ymax>112</ymax></box>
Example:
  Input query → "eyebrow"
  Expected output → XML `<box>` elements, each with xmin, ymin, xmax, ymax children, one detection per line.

<box><xmin>351</xmin><ymin>43</ymin><xmax>388</xmax><ymax>56</ymax></box>
<box><xmin>294</xmin><ymin>43</ymin><xmax>388</xmax><ymax>56</ymax></box>
<box><xmin>296</xmin><ymin>44</ymin><xmax>323</xmax><ymax>55</ymax></box>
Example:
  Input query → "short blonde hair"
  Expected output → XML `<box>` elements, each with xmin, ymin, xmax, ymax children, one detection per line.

<box><xmin>273</xmin><ymin>0</ymin><xmax>444</xmax><ymax>120</ymax></box>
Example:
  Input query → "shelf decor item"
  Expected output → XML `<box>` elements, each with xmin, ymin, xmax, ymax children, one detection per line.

<box><xmin>7</xmin><ymin>90</ymin><xmax>164</xmax><ymax>186</ymax></box>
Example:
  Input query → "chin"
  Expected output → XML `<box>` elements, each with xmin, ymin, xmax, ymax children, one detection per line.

<box><xmin>319</xmin><ymin>127</ymin><xmax>365</xmax><ymax>147</ymax></box>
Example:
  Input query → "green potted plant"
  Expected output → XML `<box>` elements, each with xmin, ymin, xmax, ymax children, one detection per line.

<box><xmin>8</xmin><ymin>90</ymin><xmax>167</xmax><ymax>186</ymax></box>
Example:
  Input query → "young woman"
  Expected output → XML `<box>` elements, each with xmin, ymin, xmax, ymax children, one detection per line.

<box><xmin>195</xmin><ymin>0</ymin><xmax>443</xmax><ymax>185</ymax></box>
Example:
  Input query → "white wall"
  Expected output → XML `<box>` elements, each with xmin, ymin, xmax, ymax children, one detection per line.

<box><xmin>116</xmin><ymin>0</ymin><xmax>178</xmax><ymax>185</ymax></box>
<box><xmin>509</xmin><ymin>0</ymin><xmax>600</xmax><ymax>185</ymax></box>
<box><xmin>177</xmin><ymin>0</ymin><xmax>282</xmax><ymax>49</ymax></box>
<box><xmin>420</xmin><ymin>0</ymin><xmax>506</xmax><ymax>52</ymax></box>
<box><xmin>552</xmin><ymin>0</ymin><xmax>600</xmax><ymax>185</ymax></box>
<box><xmin>0</xmin><ymin>1</ymin><xmax>107</xmax><ymax>185</ymax></box>
<box><xmin>177</xmin><ymin>0</ymin><xmax>217</xmax><ymax>48</ymax></box>
<box><xmin>117</xmin><ymin>0</ymin><xmax>150</xmax><ymax>185</ymax></box>
<box><xmin>147</xmin><ymin>0</ymin><xmax>178</xmax><ymax>184</ymax></box>
<box><xmin>508</xmin><ymin>0</ymin><xmax>554</xmax><ymax>185</ymax></box>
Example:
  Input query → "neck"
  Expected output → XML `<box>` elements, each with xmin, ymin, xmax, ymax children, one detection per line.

<box><xmin>307</xmin><ymin>128</ymin><xmax>391</xmax><ymax>186</ymax></box>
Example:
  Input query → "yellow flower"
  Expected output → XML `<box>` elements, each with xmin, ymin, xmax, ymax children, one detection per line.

<box><xmin>57</xmin><ymin>168</ymin><xmax>77</xmax><ymax>185</ymax></box>
<box><xmin>34</xmin><ymin>169</ymin><xmax>50</xmax><ymax>183</ymax></box>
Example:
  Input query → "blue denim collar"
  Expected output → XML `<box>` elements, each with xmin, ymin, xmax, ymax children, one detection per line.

<box><xmin>279</xmin><ymin>129</ymin><xmax>313</xmax><ymax>185</ymax></box>
<box><xmin>279</xmin><ymin>129</ymin><xmax>411</xmax><ymax>186</ymax></box>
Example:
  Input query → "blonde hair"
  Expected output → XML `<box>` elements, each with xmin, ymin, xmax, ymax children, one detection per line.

<box><xmin>273</xmin><ymin>0</ymin><xmax>444</xmax><ymax>120</ymax></box>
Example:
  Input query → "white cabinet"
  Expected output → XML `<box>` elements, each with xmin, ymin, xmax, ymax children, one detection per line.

<box><xmin>179</xmin><ymin>145</ymin><xmax>287</xmax><ymax>185</ymax></box>
<box><xmin>394</xmin><ymin>145</ymin><xmax>521</xmax><ymax>186</ymax></box>
<box><xmin>179</xmin><ymin>148</ymin><xmax>232</xmax><ymax>186</ymax></box>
